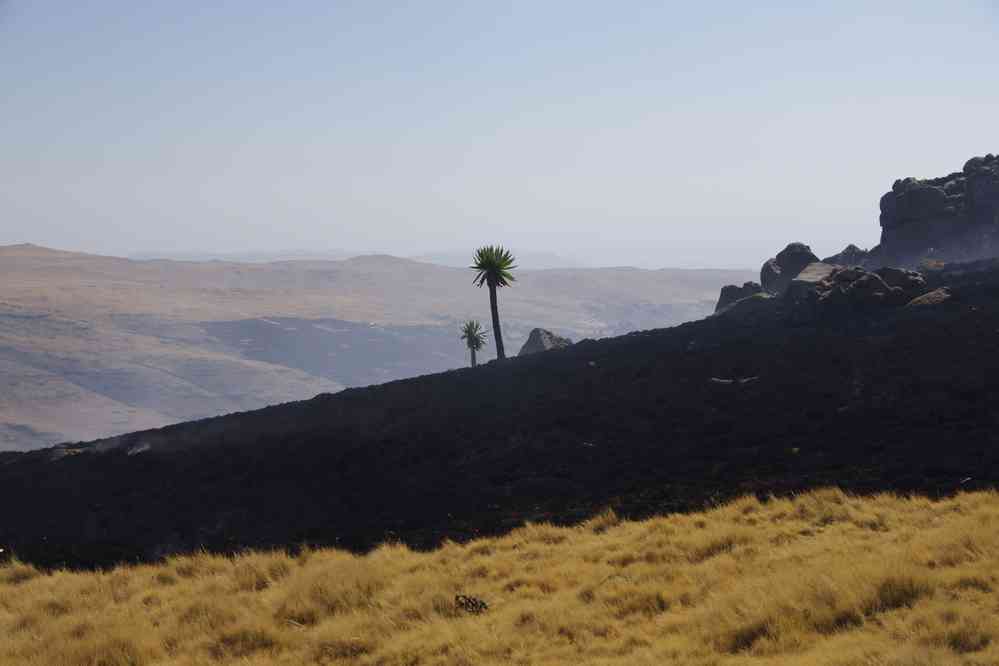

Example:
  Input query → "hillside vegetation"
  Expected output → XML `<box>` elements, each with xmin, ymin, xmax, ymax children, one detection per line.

<box><xmin>3</xmin><ymin>489</ymin><xmax>998</xmax><ymax>665</ymax></box>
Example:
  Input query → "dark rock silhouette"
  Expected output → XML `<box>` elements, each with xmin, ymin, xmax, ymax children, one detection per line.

<box><xmin>715</xmin><ymin>282</ymin><xmax>763</xmax><ymax>312</ymax></box>
<box><xmin>873</xmin><ymin>153</ymin><xmax>999</xmax><ymax>267</ymax></box>
<box><xmin>712</xmin><ymin>292</ymin><xmax>778</xmax><ymax>324</ymax></box>
<box><xmin>822</xmin><ymin>244</ymin><xmax>868</xmax><ymax>266</ymax></box>
<box><xmin>760</xmin><ymin>243</ymin><xmax>820</xmax><ymax>295</ymax></box>
<box><xmin>517</xmin><ymin>328</ymin><xmax>572</xmax><ymax>356</ymax></box>
<box><xmin>717</xmin><ymin>243</ymin><xmax>818</xmax><ymax>314</ymax></box>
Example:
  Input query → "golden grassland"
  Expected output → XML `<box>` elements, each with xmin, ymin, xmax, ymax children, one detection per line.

<box><xmin>3</xmin><ymin>488</ymin><xmax>999</xmax><ymax>665</ymax></box>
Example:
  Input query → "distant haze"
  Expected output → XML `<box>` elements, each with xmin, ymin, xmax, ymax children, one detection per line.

<box><xmin>1</xmin><ymin>2</ymin><xmax>997</xmax><ymax>268</ymax></box>
<box><xmin>130</xmin><ymin>248</ymin><xmax>590</xmax><ymax>270</ymax></box>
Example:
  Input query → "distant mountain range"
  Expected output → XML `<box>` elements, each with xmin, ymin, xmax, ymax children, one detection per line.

<box><xmin>131</xmin><ymin>248</ymin><xmax>592</xmax><ymax>270</ymax></box>
<box><xmin>0</xmin><ymin>243</ymin><xmax>752</xmax><ymax>450</ymax></box>
<box><xmin>129</xmin><ymin>249</ymin><xmax>357</xmax><ymax>263</ymax></box>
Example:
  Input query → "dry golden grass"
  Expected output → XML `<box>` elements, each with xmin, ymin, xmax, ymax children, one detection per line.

<box><xmin>3</xmin><ymin>488</ymin><xmax>999</xmax><ymax>665</ymax></box>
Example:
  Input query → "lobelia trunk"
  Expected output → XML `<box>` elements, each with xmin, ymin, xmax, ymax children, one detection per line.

<box><xmin>470</xmin><ymin>347</ymin><xmax>477</xmax><ymax>367</ymax></box>
<box><xmin>489</xmin><ymin>283</ymin><xmax>505</xmax><ymax>360</ymax></box>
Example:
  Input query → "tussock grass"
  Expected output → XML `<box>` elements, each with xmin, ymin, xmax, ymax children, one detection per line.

<box><xmin>3</xmin><ymin>488</ymin><xmax>999</xmax><ymax>665</ymax></box>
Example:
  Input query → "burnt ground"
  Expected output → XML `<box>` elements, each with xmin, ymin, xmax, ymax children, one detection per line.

<box><xmin>3</xmin><ymin>265</ymin><xmax>999</xmax><ymax>568</ymax></box>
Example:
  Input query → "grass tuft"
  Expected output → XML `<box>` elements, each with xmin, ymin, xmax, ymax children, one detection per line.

<box><xmin>208</xmin><ymin>626</ymin><xmax>280</xmax><ymax>659</ymax></box>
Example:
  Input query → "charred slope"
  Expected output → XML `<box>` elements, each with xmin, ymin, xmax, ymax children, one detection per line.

<box><xmin>4</xmin><ymin>265</ymin><xmax>999</xmax><ymax>568</ymax></box>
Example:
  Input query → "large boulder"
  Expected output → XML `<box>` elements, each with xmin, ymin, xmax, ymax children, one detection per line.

<box><xmin>874</xmin><ymin>153</ymin><xmax>999</xmax><ymax>266</ymax></box>
<box><xmin>761</xmin><ymin>243</ymin><xmax>820</xmax><ymax>295</ymax></box>
<box><xmin>873</xmin><ymin>267</ymin><xmax>926</xmax><ymax>295</ymax></box>
<box><xmin>715</xmin><ymin>281</ymin><xmax>763</xmax><ymax>312</ymax></box>
<box><xmin>713</xmin><ymin>292</ymin><xmax>779</xmax><ymax>324</ymax></box>
<box><xmin>784</xmin><ymin>262</ymin><xmax>840</xmax><ymax>310</ymax></box>
<box><xmin>518</xmin><ymin>328</ymin><xmax>572</xmax><ymax>356</ymax></box>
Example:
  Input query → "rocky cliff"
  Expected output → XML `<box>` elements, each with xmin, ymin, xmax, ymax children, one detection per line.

<box><xmin>873</xmin><ymin>153</ymin><xmax>999</xmax><ymax>267</ymax></box>
<box><xmin>715</xmin><ymin>153</ymin><xmax>998</xmax><ymax>312</ymax></box>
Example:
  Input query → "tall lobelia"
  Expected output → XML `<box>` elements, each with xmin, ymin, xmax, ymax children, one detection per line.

<box><xmin>470</xmin><ymin>246</ymin><xmax>517</xmax><ymax>360</ymax></box>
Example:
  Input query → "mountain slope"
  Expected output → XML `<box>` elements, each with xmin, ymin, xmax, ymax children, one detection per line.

<box><xmin>0</xmin><ymin>244</ymin><xmax>752</xmax><ymax>449</ymax></box>
<box><xmin>2</xmin><ymin>259</ymin><xmax>999</xmax><ymax>568</ymax></box>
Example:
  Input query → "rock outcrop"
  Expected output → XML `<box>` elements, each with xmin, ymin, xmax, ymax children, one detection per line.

<box><xmin>785</xmin><ymin>263</ymin><xmax>930</xmax><ymax>323</ymax></box>
<box><xmin>717</xmin><ymin>259</ymin><xmax>934</xmax><ymax>325</ymax></box>
<box><xmin>761</xmin><ymin>243</ymin><xmax>820</xmax><ymax>295</ymax></box>
<box><xmin>518</xmin><ymin>328</ymin><xmax>573</xmax><ymax>356</ymax></box>
<box><xmin>714</xmin><ymin>243</ymin><xmax>819</xmax><ymax>316</ymax></box>
<box><xmin>713</xmin><ymin>154</ymin><xmax>996</xmax><ymax>318</ymax></box>
<box><xmin>715</xmin><ymin>281</ymin><xmax>763</xmax><ymax>312</ymax></box>
<box><xmin>822</xmin><ymin>244</ymin><xmax>868</xmax><ymax>266</ymax></box>
<box><xmin>873</xmin><ymin>153</ymin><xmax>999</xmax><ymax>267</ymax></box>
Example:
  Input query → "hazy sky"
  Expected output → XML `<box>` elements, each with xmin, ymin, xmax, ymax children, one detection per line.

<box><xmin>1</xmin><ymin>2</ymin><xmax>997</xmax><ymax>268</ymax></box>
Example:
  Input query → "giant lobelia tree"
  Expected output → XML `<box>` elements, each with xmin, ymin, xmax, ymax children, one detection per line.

<box><xmin>470</xmin><ymin>245</ymin><xmax>517</xmax><ymax>360</ymax></box>
<box><xmin>459</xmin><ymin>319</ymin><xmax>488</xmax><ymax>367</ymax></box>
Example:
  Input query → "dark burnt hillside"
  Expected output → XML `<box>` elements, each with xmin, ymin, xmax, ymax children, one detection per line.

<box><xmin>4</xmin><ymin>263</ymin><xmax>999</xmax><ymax>568</ymax></box>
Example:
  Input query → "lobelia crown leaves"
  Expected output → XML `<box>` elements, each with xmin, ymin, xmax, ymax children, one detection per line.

<box><xmin>471</xmin><ymin>245</ymin><xmax>517</xmax><ymax>288</ymax></box>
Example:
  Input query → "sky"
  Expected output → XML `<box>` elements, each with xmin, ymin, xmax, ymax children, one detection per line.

<box><xmin>1</xmin><ymin>1</ymin><xmax>997</xmax><ymax>269</ymax></box>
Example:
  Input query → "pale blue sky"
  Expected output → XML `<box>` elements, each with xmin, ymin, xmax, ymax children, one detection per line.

<box><xmin>1</xmin><ymin>1</ymin><xmax>996</xmax><ymax>268</ymax></box>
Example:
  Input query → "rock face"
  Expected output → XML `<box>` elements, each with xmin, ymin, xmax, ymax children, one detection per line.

<box><xmin>518</xmin><ymin>328</ymin><xmax>573</xmax><ymax>356</ymax></box>
<box><xmin>761</xmin><ymin>243</ymin><xmax>820</xmax><ymax>295</ymax></box>
<box><xmin>873</xmin><ymin>153</ymin><xmax>999</xmax><ymax>267</ymax></box>
<box><xmin>715</xmin><ymin>281</ymin><xmax>763</xmax><ymax>312</ymax></box>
